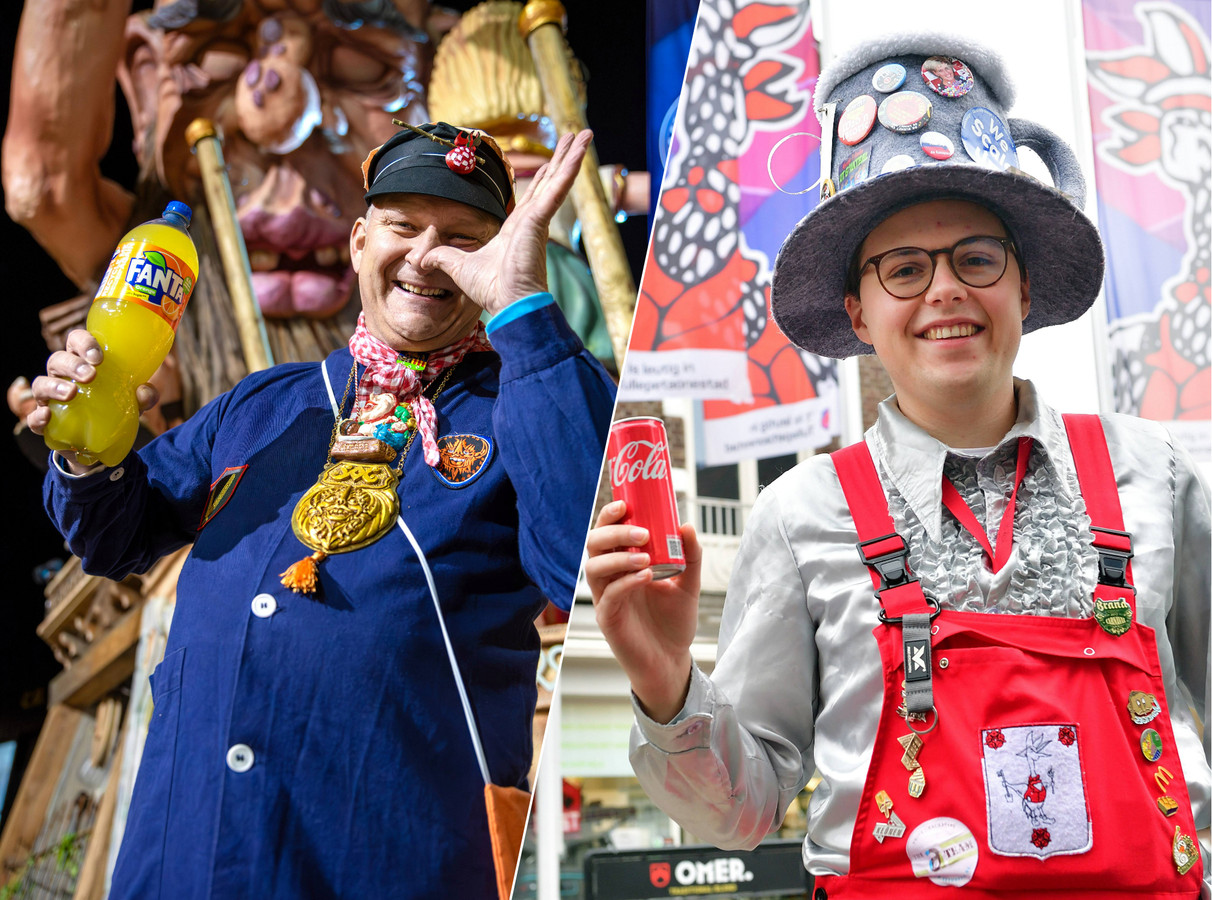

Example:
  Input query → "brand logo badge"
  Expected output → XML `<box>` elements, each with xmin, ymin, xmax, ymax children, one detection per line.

<box><xmin>1094</xmin><ymin>597</ymin><xmax>1133</xmax><ymax>635</ymax></box>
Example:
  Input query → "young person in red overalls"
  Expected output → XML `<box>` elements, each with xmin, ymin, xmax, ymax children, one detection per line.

<box><xmin>586</xmin><ymin>33</ymin><xmax>1209</xmax><ymax>898</ymax></box>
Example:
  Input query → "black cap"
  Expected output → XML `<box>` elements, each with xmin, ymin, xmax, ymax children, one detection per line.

<box><xmin>361</xmin><ymin>122</ymin><xmax>515</xmax><ymax>222</ymax></box>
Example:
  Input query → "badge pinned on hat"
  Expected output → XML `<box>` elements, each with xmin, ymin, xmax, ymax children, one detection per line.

<box><xmin>839</xmin><ymin>95</ymin><xmax>878</xmax><ymax>145</ymax></box>
<box><xmin>919</xmin><ymin>131</ymin><xmax>955</xmax><ymax>160</ymax></box>
<box><xmin>961</xmin><ymin>107</ymin><xmax>1018</xmax><ymax>170</ymax></box>
<box><xmin>921</xmin><ymin>56</ymin><xmax>975</xmax><ymax>98</ymax></box>
<box><xmin>872</xmin><ymin>63</ymin><xmax>907</xmax><ymax>93</ymax></box>
<box><xmin>838</xmin><ymin>147</ymin><xmax>871</xmax><ymax>191</ymax></box>
<box><xmin>881</xmin><ymin>154</ymin><xmax>917</xmax><ymax>174</ymax></box>
<box><xmin>878</xmin><ymin>91</ymin><xmax>932</xmax><ymax>133</ymax></box>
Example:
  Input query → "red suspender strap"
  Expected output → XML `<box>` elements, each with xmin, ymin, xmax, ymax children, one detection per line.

<box><xmin>1062</xmin><ymin>414</ymin><xmax>1137</xmax><ymax>615</ymax></box>
<box><xmin>833</xmin><ymin>441</ymin><xmax>937</xmax><ymax>716</ymax></box>
<box><xmin>831</xmin><ymin>442</ymin><xmax>933</xmax><ymax>621</ymax></box>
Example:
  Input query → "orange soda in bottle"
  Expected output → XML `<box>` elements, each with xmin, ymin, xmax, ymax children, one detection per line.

<box><xmin>43</xmin><ymin>202</ymin><xmax>199</xmax><ymax>467</ymax></box>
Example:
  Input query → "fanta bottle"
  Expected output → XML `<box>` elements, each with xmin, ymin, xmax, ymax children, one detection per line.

<box><xmin>43</xmin><ymin>202</ymin><xmax>199</xmax><ymax>467</ymax></box>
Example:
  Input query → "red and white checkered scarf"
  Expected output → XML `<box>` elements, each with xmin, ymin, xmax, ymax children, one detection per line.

<box><xmin>347</xmin><ymin>313</ymin><xmax>493</xmax><ymax>466</ymax></box>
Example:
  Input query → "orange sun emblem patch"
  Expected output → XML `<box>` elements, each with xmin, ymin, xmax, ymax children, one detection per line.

<box><xmin>433</xmin><ymin>434</ymin><xmax>493</xmax><ymax>488</ymax></box>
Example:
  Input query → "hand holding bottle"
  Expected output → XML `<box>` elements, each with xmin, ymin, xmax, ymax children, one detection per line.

<box><xmin>28</xmin><ymin>330</ymin><xmax>160</xmax><ymax>474</ymax></box>
<box><xmin>38</xmin><ymin>202</ymin><xmax>197</xmax><ymax>467</ymax></box>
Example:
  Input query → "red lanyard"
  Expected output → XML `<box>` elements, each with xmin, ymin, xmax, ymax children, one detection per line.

<box><xmin>940</xmin><ymin>437</ymin><xmax>1032</xmax><ymax>573</ymax></box>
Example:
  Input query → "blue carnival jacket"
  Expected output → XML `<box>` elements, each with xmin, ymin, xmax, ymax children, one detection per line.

<box><xmin>44</xmin><ymin>303</ymin><xmax>615</xmax><ymax>899</ymax></box>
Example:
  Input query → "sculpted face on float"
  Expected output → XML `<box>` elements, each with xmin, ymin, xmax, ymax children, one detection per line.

<box><xmin>121</xmin><ymin>0</ymin><xmax>431</xmax><ymax>319</ymax></box>
<box><xmin>843</xmin><ymin>199</ymin><xmax>1031</xmax><ymax>418</ymax></box>
<box><xmin>350</xmin><ymin>193</ymin><xmax>500</xmax><ymax>352</ymax></box>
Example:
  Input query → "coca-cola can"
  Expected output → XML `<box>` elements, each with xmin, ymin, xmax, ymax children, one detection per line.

<box><xmin>607</xmin><ymin>416</ymin><xmax>685</xmax><ymax>580</ymax></box>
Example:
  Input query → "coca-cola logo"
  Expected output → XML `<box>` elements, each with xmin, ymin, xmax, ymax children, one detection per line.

<box><xmin>610</xmin><ymin>440</ymin><xmax>669</xmax><ymax>486</ymax></box>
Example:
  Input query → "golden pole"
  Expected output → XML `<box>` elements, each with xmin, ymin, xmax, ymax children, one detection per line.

<box><xmin>519</xmin><ymin>0</ymin><xmax>635</xmax><ymax>371</ymax></box>
<box><xmin>185</xmin><ymin>118</ymin><xmax>275</xmax><ymax>373</ymax></box>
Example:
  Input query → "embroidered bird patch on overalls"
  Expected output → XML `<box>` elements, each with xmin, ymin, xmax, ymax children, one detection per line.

<box><xmin>432</xmin><ymin>434</ymin><xmax>493</xmax><ymax>488</ymax></box>
<box><xmin>981</xmin><ymin>724</ymin><xmax>1092</xmax><ymax>859</ymax></box>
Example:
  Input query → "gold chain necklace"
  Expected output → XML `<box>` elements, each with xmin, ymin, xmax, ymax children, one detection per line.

<box><xmin>280</xmin><ymin>359</ymin><xmax>457</xmax><ymax>596</ymax></box>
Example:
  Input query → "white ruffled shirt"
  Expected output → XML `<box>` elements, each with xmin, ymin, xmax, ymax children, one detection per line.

<box><xmin>630</xmin><ymin>380</ymin><xmax>1210</xmax><ymax>886</ymax></box>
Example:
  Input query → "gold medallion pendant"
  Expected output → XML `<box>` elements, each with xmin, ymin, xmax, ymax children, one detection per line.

<box><xmin>292</xmin><ymin>461</ymin><xmax>401</xmax><ymax>554</ymax></box>
<box><xmin>280</xmin><ymin>459</ymin><xmax>402</xmax><ymax>595</ymax></box>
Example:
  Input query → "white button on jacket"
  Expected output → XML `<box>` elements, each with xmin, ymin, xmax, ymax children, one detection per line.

<box><xmin>226</xmin><ymin>744</ymin><xmax>254</xmax><ymax>773</ymax></box>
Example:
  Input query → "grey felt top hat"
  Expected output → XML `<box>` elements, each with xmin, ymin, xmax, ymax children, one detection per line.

<box><xmin>770</xmin><ymin>33</ymin><xmax>1105</xmax><ymax>359</ymax></box>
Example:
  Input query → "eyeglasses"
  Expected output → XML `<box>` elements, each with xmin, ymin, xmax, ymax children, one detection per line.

<box><xmin>856</xmin><ymin>236</ymin><xmax>1018</xmax><ymax>299</ymax></box>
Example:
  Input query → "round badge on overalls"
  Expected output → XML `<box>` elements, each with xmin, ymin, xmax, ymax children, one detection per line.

<box><xmin>839</xmin><ymin>95</ymin><xmax>878</xmax><ymax>145</ymax></box>
<box><xmin>881</xmin><ymin>154</ymin><xmax>917</xmax><ymax>174</ymax></box>
<box><xmin>878</xmin><ymin>91</ymin><xmax>932</xmax><ymax>134</ymax></box>
<box><xmin>921</xmin><ymin>56</ymin><xmax>975</xmax><ymax>98</ymax></box>
<box><xmin>872</xmin><ymin>63</ymin><xmax>907</xmax><ymax>93</ymax></box>
<box><xmin>1140</xmin><ymin>728</ymin><xmax>1163</xmax><ymax>763</ymax></box>
<box><xmin>919</xmin><ymin>131</ymin><xmax>954</xmax><ymax>160</ymax></box>
<box><xmin>906</xmin><ymin>817</ymin><xmax>978</xmax><ymax>887</ymax></box>
<box><xmin>961</xmin><ymin>107</ymin><xmax>1019</xmax><ymax>170</ymax></box>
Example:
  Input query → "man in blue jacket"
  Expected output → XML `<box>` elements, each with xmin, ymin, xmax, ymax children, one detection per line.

<box><xmin>28</xmin><ymin>123</ymin><xmax>616</xmax><ymax>899</ymax></box>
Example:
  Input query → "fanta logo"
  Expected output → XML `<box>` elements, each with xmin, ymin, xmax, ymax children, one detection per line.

<box><xmin>610</xmin><ymin>440</ymin><xmax>668</xmax><ymax>486</ymax></box>
<box><xmin>125</xmin><ymin>251</ymin><xmax>193</xmax><ymax>309</ymax></box>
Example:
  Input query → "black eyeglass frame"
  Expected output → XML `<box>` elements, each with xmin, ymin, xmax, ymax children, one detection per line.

<box><xmin>853</xmin><ymin>236</ymin><xmax>1022</xmax><ymax>299</ymax></box>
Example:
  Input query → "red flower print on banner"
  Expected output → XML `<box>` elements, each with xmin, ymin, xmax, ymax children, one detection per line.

<box><xmin>985</xmin><ymin>729</ymin><xmax>1006</xmax><ymax>749</ymax></box>
<box><xmin>1031</xmin><ymin>828</ymin><xmax>1052</xmax><ymax>849</ymax></box>
<box><xmin>1057</xmin><ymin>726</ymin><xmax>1076</xmax><ymax>747</ymax></box>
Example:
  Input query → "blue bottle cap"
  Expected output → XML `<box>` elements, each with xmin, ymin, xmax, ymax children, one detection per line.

<box><xmin>164</xmin><ymin>201</ymin><xmax>192</xmax><ymax>226</ymax></box>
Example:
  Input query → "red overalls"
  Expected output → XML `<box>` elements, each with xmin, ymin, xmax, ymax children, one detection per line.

<box><xmin>812</xmin><ymin>415</ymin><xmax>1202</xmax><ymax>898</ymax></box>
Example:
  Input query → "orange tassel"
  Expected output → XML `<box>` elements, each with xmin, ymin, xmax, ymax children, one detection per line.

<box><xmin>279</xmin><ymin>551</ymin><xmax>326</xmax><ymax>595</ymax></box>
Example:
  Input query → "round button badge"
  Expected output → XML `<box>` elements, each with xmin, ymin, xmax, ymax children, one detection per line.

<box><xmin>872</xmin><ymin>63</ymin><xmax>907</xmax><ymax>93</ymax></box>
<box><xmin>881</xmin><ymin>154</ymin><xmax>917</xmax><ymax>174</ymax></box>
<box><xmin>907</xmin><ymin>817</ymin><xmax>978</xmax><ymax>887</ymax></box>
<box><xmin>921</xmin><ymin>56</ymin><xmax>975</xmax><ymax>98</ymax></box>
<box><xmin>838</xmin><ymin>94</ymin><xmax>878</xmax><ymax>145</ymax></box>
<box><xmin>1140</xmin><ymin>728</ymin><xmax>1163</xmax><ymax>763</ymax></box>
<box><xmin>878</xmin><ymin>91</ymin><xmax>932</xmax><ymax>134</ymax></box>
<box><xmin>961</xmin><ymin>107</ymin><xmax>1018</xmax><ymax>170</ymax></box>
<box><xmin>919</xmin><ymin>131</ymin><xmax>955</xmax><ymax>160</ymax></box>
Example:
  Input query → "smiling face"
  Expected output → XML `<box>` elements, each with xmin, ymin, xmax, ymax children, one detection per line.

<box><xmin>843</xmin><ymin>199</ymin><xmax>1030</xmax><ymax>430</ymax></box>
<box><xmin>350</xmin><ymin>194</ymin><xmax>500</xmax><ymax>352</ymax></box>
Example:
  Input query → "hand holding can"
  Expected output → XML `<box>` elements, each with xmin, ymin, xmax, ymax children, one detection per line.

<box><xmin>607</xmin><ymin>417</ymin><xmax>685</xmax><ymax>579</ymax></box>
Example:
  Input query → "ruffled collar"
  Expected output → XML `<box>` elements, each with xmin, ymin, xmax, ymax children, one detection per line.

<box><xmin>867</xmin><ymin>379</ymin><xmax>1077</xmax><ymax>542</ymax></box>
